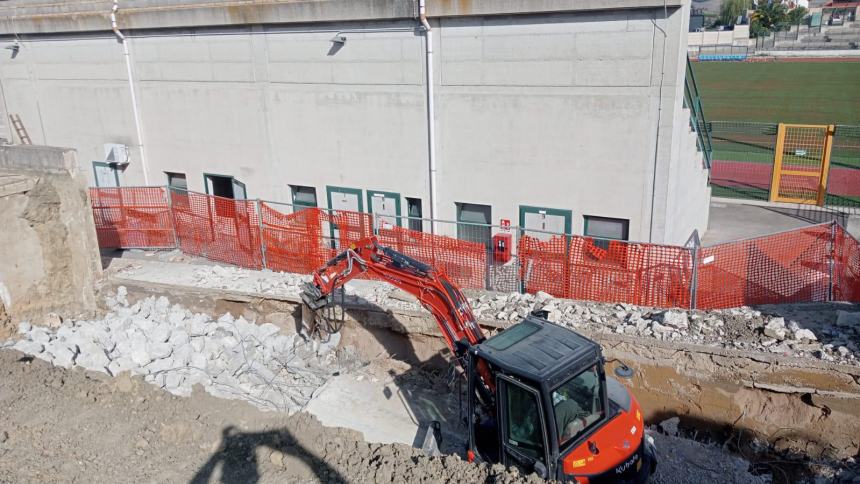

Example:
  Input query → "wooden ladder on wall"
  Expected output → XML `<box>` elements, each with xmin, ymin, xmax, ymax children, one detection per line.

<box><xmin>9</xmin><ymin>114</ymin><xmax>31</xmax><ymax>145</ymax></box>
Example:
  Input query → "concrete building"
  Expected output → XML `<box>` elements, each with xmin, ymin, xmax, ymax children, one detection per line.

<box><xmin>0</xmin><ymin>0</ymin><xmax>710</xmax><ymax>245</ymax></box>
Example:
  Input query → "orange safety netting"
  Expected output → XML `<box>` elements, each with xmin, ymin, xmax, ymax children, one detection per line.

<box><xmin>377</xmin><ymin>225</ymin><xmax>487</xmax><ymax>290</ymax></box>
<box><xmin>518</xmin><ymin>235</ymin><xmax>568</xmax><ymax>298</ymax></box>
<box><xmin>261</xmin><ymin>204</ymin><xmax>331</xmax><ymax>274</ymax></box>
<box><xmin>696</xmin><ymin>224</ymin><xmax>832</xmax><ymax>309</ymax></box>
<box><xmin>834</xmin><ymin>224</ymin><xmax>860</xmax><ymax>303</ymax></box>
<box><xmin>90</xmin><ymin>187</ymin><xmax>175</xmax><ymax>248</ymax></box>
<box><xmin>518</xmin><ymin>235</ymin><xmax>692</xmax><ymax>307</ymax></box>
<box><xmin>91</xmin><ymin>188</ymin><xmax>860</xmax><ymax>310</ymax></box>
<box><xmin>171</xmin><ymin>190</ymin><xmax>262</xmax><ymax>270</ymax></box>
<box><xmin>322</xmin><ymin>209</ymin><xmax>374</xmax><ymax>250</ymax></box>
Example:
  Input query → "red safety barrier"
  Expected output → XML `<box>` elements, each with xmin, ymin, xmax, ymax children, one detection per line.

<box><xmin>323</xmin><ymin>209</ymin><xmax>374</xmax><ymax>250</ymax></box>
<box><xmin>518</xmin><ymin>235</ymin><xmax>568</xmax><ymax>298</ymax></box>
<box><xmin>519</xmin><ymin>235</ymin><xmax>692</xmax><ymax>308</ymax></box>
<box><xmin>261</xmin><ymin>204</ymin><xmax>331</xmax><ymax>274</ymax></box>
<box><xmin>378</xmin><ymin>225</ymin><xmax>487</xmax><ymax>290</ymax></box>
<box><xmin>91</xmin><ymin>188</ymin><xmax>860</xmax><ymax>310</ymax></box>
<box><xmin>90</xmin><ymin>187</ymin><xmax>175</xmax><ymax>248</ymax></box>
<box><xmin>696</xmin><ymin>224</ymin><xmax>832</xmax><ymax>309</ymax></box>
<box><xmin>171</xmin><ymin>190</ymin><xmax>262</xmax><ymax>270</ymax></box>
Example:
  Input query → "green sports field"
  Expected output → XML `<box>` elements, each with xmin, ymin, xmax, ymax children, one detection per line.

<box><xmin>691</xmin><ymin>61</ymin><xmax>860</xmax><ymax>125</ymax></box>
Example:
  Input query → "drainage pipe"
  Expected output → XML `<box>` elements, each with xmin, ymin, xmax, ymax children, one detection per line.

<box><xmin>111</xmin><ymin>0</ymin><xmax>149</xmax><ymax>185</ymax></box>
<box><xmin>647</xmin><ymin>0</ymin><xmax>669</xmax><ymax>243</ymax></box>
<box><xmin>419</xmin><ymin>0</ymin><xmax>437</xmax><ymax>234</ymax></box>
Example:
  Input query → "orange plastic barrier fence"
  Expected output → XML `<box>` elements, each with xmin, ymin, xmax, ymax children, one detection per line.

<box><xmin>518</xmin><ymin>235</ymin><xmax>692</xmax><ymax>308</ymax></box>
<box><xmin>696</xmin><ymin>224</ymin><xmax>832</xmax><ymax>309</ymax></box>
<box><xmin>834</xmin><ymin>225</ymin><xmax>860</xmax><ymax>303</ymax></box>
<box><xmin>171</xmin><ymin>190</ymin><xmax>262</xmax><ymax>270</ymax></box>
<box><xmin>323</xmin><ymin>210</ymin><xmax>374</xmax><ymax>250</ymax></box>
<box><xmin>378</xmin><ymin>225</ymin><xmax>487</xmax><ymax>290</ymax></box>
<box><xmin>518</xmin><ymin>235</ymin><xmax>568</xmax><ymax>298</ymax></box>
<box><xmin>90</xmin><ymin>188</ymin><xmax>860</xmax><ymax>310</ymax></box>
<box><xmin>261</xmin><ymin>204</ymin><xmax>331</xmax><ymax>274</ymax></box>
<box><xmin>90</xmin><ymin>187</ymin><xmax>175</xmax><ymax>248</ymax></box>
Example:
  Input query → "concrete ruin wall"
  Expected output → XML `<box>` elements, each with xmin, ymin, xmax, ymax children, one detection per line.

<box><xmin>0</xmin><ymin>146</ymin><xmax>102</xmax><ymax>337</ymax></box>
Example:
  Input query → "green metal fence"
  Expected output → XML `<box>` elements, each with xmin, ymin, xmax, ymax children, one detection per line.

<box><xmin>708</xmin><ymin>121</ymin><xmax>860</xmax><ymax>210</ymax></box>
<box><xmin>684</xmin><ymin>56</ymin><xmax>713</xmax><ymax>167</ymax></box>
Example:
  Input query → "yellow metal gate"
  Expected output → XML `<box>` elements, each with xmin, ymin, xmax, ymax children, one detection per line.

<box><xmin>769</xmin><ymin>123</ymin><xmax>835</xmax><ymax>205</ymax></box>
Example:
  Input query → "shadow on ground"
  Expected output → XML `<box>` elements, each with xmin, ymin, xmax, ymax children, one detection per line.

<box><xmin>190</xmin><ymin>426</ymin><xmax>345</xmax><ymax>484</ymax></box>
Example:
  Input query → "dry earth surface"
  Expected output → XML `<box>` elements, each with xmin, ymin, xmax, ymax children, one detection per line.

<box><xmin>0</xmin><ymin>348</ymin><xmax>778</xmax><ymax>484</ymax></box>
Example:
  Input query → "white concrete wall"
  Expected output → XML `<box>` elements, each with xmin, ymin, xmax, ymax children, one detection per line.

<box><xmin>0</xmin><ymin>4</ymin><xmax>708</xmax><ymax>245</ymax></box>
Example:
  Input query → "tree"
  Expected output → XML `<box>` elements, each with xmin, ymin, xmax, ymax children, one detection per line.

<box><xmin>720</xmin><ymin>0</ymin><xmax>752</xmax><ymax>26</ymax></box>
<box><xmin>750</xmin><ymin>2</ymin><xmax>789</xmax><ymax>36</ymax></box>
<box><xmin>787</xmin><ymin>6</ymin><xmax>809</xmax><ymax>25</ymax></box>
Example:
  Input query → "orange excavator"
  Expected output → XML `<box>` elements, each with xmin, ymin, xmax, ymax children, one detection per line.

<box><xmin>302</xmin><ymin>236</ymin><xmax>656</xmax><ymax>483</ymax></box>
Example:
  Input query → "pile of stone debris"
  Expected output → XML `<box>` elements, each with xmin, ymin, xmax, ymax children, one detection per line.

<box><xmin>113</xmin><ymin>260</ymin><xmax>860</xmax><ymax>365</ymax></box>
<box><xmin>469</xmin><ymin>291</ymin><xmax>859</xmax><ymax>365</ymax></box>
<box><xmin>3</xmin><ymin>287</ymin><xmax>358</xmax><ymax>413</ymax></box>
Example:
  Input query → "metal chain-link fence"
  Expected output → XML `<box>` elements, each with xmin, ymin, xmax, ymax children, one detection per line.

<box><xmin>708</xmin><ymin>121</ymin><xmax>860</xmax><ymax>210</ymax></box>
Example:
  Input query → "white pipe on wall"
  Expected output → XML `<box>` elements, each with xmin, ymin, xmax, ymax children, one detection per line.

<box><xmin>111</xmin><ymin>0</ymin><xmax>149</xmax><ymax>185</ymax></box>
<box><xmin>419</xmin><ymin>0</ymin><xmax>437</xmax><ymax>234</ymax></box>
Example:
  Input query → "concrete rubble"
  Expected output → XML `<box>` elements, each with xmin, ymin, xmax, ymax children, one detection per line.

<box><xmin>112</xmin><ymin>260</ymin><xmax>860</xmax><ymax>365</ymax></box>
<box><xmin>355</xmin><ymin>282</ymin><xmax>860</xmax><ymax>365</ymax></box>
<box><xmin>476</xmin><ymin>291</ymin><xmax>859</xmax><ymax>365</ymax></box>
<box><xmin>6</xmin><ymin>287</ymin><xmax>358</xmax><ymax>413</ymax></box>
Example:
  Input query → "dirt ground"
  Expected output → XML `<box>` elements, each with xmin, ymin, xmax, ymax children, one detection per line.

<box><xmin>0</xmin><ymin>348</ymin><xmax>779</xmax><ymax>484</ymax></box>
<box><xmin>0</xmin><ymin>349</ymin><xmax>534</xmax><ymax>484</ymax></box>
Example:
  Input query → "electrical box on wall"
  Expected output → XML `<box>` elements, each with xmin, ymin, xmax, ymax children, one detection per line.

<box><xmin>104</xmin><ymin>143</ymin><xmax>129</xmax><ymax>165</ymax></box>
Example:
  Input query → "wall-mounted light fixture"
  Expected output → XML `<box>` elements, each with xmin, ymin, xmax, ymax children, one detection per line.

<box><xmin>5</xmin><ymin>41</ymin><xmax>20</xmax><ymax>59</ymax></box>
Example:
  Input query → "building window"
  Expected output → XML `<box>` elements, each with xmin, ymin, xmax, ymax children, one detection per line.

<box><xmin>456</xmin><ymin>202</ymin><xmax>492</xmax><ymax>249</ymax></box>
<box><xmin>583</xmin><ymin>215</ymin><xmax>629</xmax><ymax>250</ymax></box>
<box><xmin>204</xmin><ymin>174</ymin><xmax>246</xmax><ymax>200</ymax></box>
<box><xmin>406</xmin><ymin>197</ymin><xmax>423</xmax><ymax>232</ymax></box>
<box><xmin>290</xmin><ymin>185</ymin><xmax>318</xmax><ymax>212</ymax></box>
<box><xmin>166</xmin><ymin>172</ymin><xmax>187</xmax><ymax>191</ymax></box>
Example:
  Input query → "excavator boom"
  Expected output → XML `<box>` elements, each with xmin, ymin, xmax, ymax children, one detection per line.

<box><xmin>302</xmin><ymin>236</ymin><xmax>494</xmax><ymax>398</ymax></box>
<box><xmin>303</xmin><ymin>236</ymin><xmax>484</xmax><ymax>355</ymax></box>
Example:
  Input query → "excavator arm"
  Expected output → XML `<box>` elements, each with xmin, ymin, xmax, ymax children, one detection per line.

<box><xmin>301</xmin><ymin>236</ymin><xmax>495</xmax><ymax>401</ymax></box>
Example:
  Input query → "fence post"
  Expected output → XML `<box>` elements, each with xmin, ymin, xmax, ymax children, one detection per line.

<box><xmin>689</xmin><ymin>244</ymin><xmax>699</xmax><ymax>310</ymax></box>
<box><xmin>257</xmin><ymin>199</ymin><xmax>268</xmax><ymax>270</ymax></box>
<box><xmin>518</xmin><ymin>227</ymin><xmax>527</xmax><ymax>294</ymax></box>
<box><xmin>563</xmin><ymin>233</ymin><xmax>572</xmax><ymax>299</ymax></box>
<box><xmin>829</xmin><ymin>221</ymin><xmax>836</xmax><ymax>302</ymax></box>
<box><xmin>165</xmin><ymin>186</ymin><xmax>179</xmax><ymax>249</ymax></box>
<box><xmin>485</xmin><ymin>242</ymin><xmax>492</xmax><ymax>292</ymax></box>
<box><xmin>685</xmin><ymin>229</ymin><xmax>701</xmax><ymax>310</ymax></box>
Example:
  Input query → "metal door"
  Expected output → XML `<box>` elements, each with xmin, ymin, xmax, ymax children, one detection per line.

<box><xmin>368</xmin><ymin>191</ymin><xmax>400</xmax><ymax>229</ymax></box>
<box><xmin>327</xmin><ymin>186</ymin><xmax>363</xmax><ymax>248</ymax></box>
<box><xmin>232</xmin><ymin>178</ymin><xmax>247</xmax><ymax>200</ymax></box>
<box><xmin>769</xmin><ymin>123</ymin><xmax>834</xmax><ymax>205</ymax></box>
<box><xmin>523</xmin><ymin>211</ymin><xmax>567</xmax><ymax>241</ymax></box>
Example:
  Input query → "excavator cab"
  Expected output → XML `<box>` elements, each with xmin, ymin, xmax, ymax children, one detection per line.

<box><xmin>467</xmin><ymin>315</ymin><xmax>656</xmax><ymax>482</ymax></box>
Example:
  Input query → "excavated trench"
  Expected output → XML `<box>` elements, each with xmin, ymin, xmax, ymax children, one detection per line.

<box><xmin>103</xmin><ymin>279</ymin><xmax>860</xmax><ymax>469</ymax></box>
